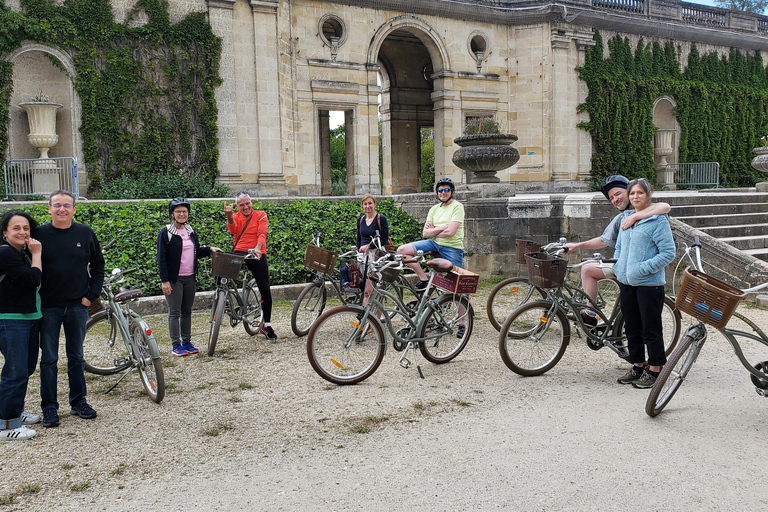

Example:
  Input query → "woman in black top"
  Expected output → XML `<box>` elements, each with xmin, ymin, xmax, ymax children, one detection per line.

<box><xmin>356</xmin><ymin>194</ymin><xmax>390</xmax><ymax>306</ymax></box>
<box><xmin>0</xmin><ymin>210</ymin><xmax>43</xmax><ymax>441</ymax></box>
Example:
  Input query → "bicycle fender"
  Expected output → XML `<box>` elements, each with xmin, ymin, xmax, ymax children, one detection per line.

<box><xmin>130</xmin><ymin>314</ymin><xmax>162</xmax><ymax>359</ymax></box>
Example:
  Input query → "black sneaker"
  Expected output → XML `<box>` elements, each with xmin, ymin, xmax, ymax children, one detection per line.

<box><xmin>415</xmin><ymin>280</ymin><xmax>429</xmax><ymax>291</ymax></box>
<box><xmin>632</xmin><ymin>370</ymin><xmax>658</xmax><ymax>389</ymax></box>
<box><xmin>617</xmin><ymin>366</ymin><xmax>643</xmax><ymax>385</ymax></box>
<box><xmin>42</xmin><ymin>407</ymin><xmax>60</xmax><ymax>428</ymax></box>
<box><xmin>260</xmin><ymin>324</ymin><xmax>277</xmax><ymax>340</ymax></box>
<box><xmin>70</xmin><ymin>402</ymin><xmax>97</xmax><ymax>420</ymax></box>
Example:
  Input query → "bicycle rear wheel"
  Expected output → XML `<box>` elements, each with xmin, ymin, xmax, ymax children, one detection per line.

<box><xmin>498</xmin><ymin>300</ymin><xmax>570</xmax><ymax>376</ymax></box>
<box><xmin>645</xmin><ymin>333</ymin><xmax>703</xmax><ymax>417</ymax></box>
<box><xmin>84</xmin><ymin>310</ymin><xmax>131</xmax><ymax>375</ymax></box>
<box><xmin>486</xmin><ymin>277</ymin><xmax>545</xmax><ymax>332</ymax></box>
<box><xmin>242</xmin><ymin>279</ymin><xmax>262</xmax><ymax>336</ymax></box>
<box><xmin>207</xmin><ymin>290</ymin><xmax>227</xmax><ymax>356</ymax></box>
<box><xmin>291</xmin><ymin>282</ymin><xmax>327</xmax><ymax>337</ymax></box>
<box><xmin>419</xmin><ymin>294</ymin><xmax>474</xmax><ymax>364</ymax></box>
<box><xmin>307</xmin><ymin>306</ymin><xmax>385</xmax><ymax>385</ymax></box>
<box><xmin>131</xmin><ymin>320</ymin><xmax>165</xmax><ymax>403</ymax></box>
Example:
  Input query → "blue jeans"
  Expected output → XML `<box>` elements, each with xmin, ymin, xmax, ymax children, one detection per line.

<box><xmin>0</xmin><ymin>319</ymin><xmax>36</xmax><ymax>429</ymax></box>
<box><xmin>39</xmin><ymin>305</ymin><xmax>89</xmax><ymax>410</ymax></box>
<box><xmin>409</xmin><ymin>239</ymin><xmax>464</xmax><ymax>269</ymax></box>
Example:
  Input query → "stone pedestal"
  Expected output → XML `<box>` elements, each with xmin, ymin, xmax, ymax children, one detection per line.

<box><xmin>654</xmin><ymin>129</ymin><xmax>675</xmax><ymax>190</ymax></box>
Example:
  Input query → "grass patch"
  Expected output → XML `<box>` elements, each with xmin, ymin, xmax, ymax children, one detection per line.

<box><xmin>451</xmin><ymin>398</ymin><xmax>472</xmax><ymax>407</ymax></box>
<box><xmin>204</xmin><ymin>420</ymin><xmax>234</xmax><ymax>437</ymax></box>
<box><xmin>70</xmin><ymin>481</ymin><xmax>91</xmax><ymax>492</ymax></box>
<box><xmin>110</xmin><ymin>463</ymin><xmax>127</xmax><ymax>476</ymax></box>
<box><xmin>0</xmin><ymin>493</ymin><xmax>14</xmax><ymax>506</ymax></box>
<box><xmin>238</xmin><ymin>381</ymin><xmax>254</xmax><ymax>389</ymax></box>
<box><xmin>413</xmin><ymin>400</ymin><xmax>425</xmax><ymax>410</ymax></box>
<box><xmin>62</xmin><ymin>463</ymin><xmax>75</xmax><ymax>470</ymax></box>
<box><xmin>352</xmin><ymin>414</ymin><xmax>390</xmax><ymax>433</ymax></box>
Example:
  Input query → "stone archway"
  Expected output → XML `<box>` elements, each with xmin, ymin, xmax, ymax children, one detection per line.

<box><xmin>5</xmin><ymin>43</ymin><xmax>83</xmax><ymax>169</ymax></box>
<box><xmin>653</xmin><ymin>95</ymin><xmax>680</xmax><ymax>189</ymax></box>
<box><xmin>369</xmin><ymin>16</ymin><xmax>449</xmax><ymax>194</ymax></box>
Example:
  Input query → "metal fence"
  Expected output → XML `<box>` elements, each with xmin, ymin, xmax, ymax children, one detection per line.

<box><xmin>666</xmin><ymin>162</ymin><xmax>720</xmax><ymax>189</ymax></box>
<box><xmin>2</xmin><ymin>157</ymin><xmax>79</xmax><ymax>199</ymax></box>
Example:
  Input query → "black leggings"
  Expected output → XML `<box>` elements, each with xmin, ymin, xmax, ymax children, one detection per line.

<box><xmin>618</xmin><ymin>283</ymin><xmax>667</xmax><ymax>367</ymax></box>
<box><xmin>245</xmin><ymin>254</ymin><xmax>273</xmax><ymax>323</ymax></box>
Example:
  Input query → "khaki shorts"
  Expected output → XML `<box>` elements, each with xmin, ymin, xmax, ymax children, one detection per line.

<box><xmin>601</xmin><ymin>265</ymin><xmax>615</xmax><ymax>278</ymax></box>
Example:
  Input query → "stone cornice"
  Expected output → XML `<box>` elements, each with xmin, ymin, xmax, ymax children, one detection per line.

<box><xmin>207</xmin><ymin>0</ymin><xmax>235</xmax><ymax>9</ymax></box>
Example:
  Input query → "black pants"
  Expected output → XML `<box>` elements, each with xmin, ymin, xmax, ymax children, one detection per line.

<box><xmin>245</xmin><ymin>254</ymin><xmax>273</xmax><ymax>323</ymax></box>
<box><xmin>618</xmin><ymin>283</ymin><xmax>667</xmax><ymax>367</ymax></box>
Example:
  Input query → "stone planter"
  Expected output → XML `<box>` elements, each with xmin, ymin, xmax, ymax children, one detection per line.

<box><xmin>452</xmin><ymin>133</ymin><xmax>520</xmax><ymax>184</ymax></box>
<box><xmin>19</xmin><ymin>101</ymin><xmax>63</xmax><ymax>192</ymax></box>
<box><xmin>751</xmin><ymin>147</ymin><xmax>768</xmax><ymax>192</ymax></box>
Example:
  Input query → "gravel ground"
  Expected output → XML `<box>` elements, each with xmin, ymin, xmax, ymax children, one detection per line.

<box><xmin>2</xmin><ymin>283</ymin><xmax>768</xmax><ymax>511</ymax></box>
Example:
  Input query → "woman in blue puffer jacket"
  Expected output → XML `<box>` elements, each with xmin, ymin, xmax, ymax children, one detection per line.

<box><xmin>613</xmin><ymin>178</ymin><xmax>675</xmax><ymax>389</ymax></box>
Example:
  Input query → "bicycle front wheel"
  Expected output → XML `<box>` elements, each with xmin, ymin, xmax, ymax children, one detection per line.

<box><xmin>84</xmin><ymin>311</ymin><xmax>131</xmax><ymax>375</ymax></box>
<box><xmin>487</xmin><ymin>277</ymin><xmax>545</xmax><ymax>332</ymax></box>
<box><xmin>207</xmin><ymin>290</ymin><xmax>227</xmax><ymax>356</ymax></box>
<box><xmin>131</xmin><ymin>321</ymin><xmax>165</xmax><ymax>403</ymax></box>
<box><xmin>307</xmin><ymin>306</ymin><xmax>385</xmax><ymax>385</ymax></box>
<box><xmin>291</xmin><ymin>282</ymin><xmax>327</xmax><ymax>337</ymax></box>
<box><xmin>498</xmin><ymin>300</ymin><xmax>569</xmax><ymax>376</ymax></box>
<box><xmin>645</xmin><ymin>333</ymin><xmax>703</xmax><ymax>417</ymax></box>
<box><xmin>419</xmin><ymin>294</ymin><xmax>474</xmax><ymax>364</ymax></box>
<box><xmin>242</xmin><ymin>279</ymin><xmax>262</xmax><ymax>336</ymax></box>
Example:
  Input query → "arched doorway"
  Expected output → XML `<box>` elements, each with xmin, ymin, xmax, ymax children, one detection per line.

<box><xmin>370</xmin><ymin>17</ymin><xmax>449</xmax><ymax>194</ymax></box>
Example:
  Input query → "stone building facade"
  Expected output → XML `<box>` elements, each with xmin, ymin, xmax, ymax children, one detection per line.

<box><xmin>3</xmin><ymin>0</ymin><xmax>768</xmax><ymax>196</ymax></box>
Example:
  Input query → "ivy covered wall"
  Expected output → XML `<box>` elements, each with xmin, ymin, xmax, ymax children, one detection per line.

<box><xmin>578</xmin><ymin>32</ymin><xmax>768</xmax><ymax>189</ymax></box>
<box><xmin>0</xmin><ymin>0</ymin><xmax>221</xmax><ymax>193</ymax></box>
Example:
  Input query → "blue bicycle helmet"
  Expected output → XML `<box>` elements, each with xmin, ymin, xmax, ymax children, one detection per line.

<box><xmin>169</xmin><ymin>197</ymin><xmax>191</xmax><ymax>216</ymax></box>
<box><xmin>435</xmin><ymin>177</ymin><xmax>455</xmax><ymax>202</ymax></box>
<box><xmin>601</xmin><ymin>175</ymin><xmax>629</xmax><ymax>199</ymax></box>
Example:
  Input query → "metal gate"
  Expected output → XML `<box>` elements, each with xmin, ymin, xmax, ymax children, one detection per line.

<box><xmin>2</xmin><ymin>157</ymin><xmax>79</xmax><ymax>199</ymax></box>
<box><xmin>666</xmin><ymin>162</ymin><xmax>720</xmax><ymax>189</ymax></box>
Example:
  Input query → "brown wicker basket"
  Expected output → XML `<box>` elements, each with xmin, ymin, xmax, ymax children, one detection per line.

<box><xmin>525</xmin><ymin>251</ymin><xmax>568</xmax><ymax>288</ymax></box>
<box><xmin>212</xmin><ymin>251</ymin><xmax>245</xmax><ymax>279</ymax></box>
<box><xmin>516</xmin><ymin>239</ymin><xmax>541</xmax><ymax>264</ymax></box>
<box><xmin>304</xmin><ymin>244</ymin><xmax>338</xmax><ymax>273</ymax></box>
<box><xmin>675</xmin><ymin>268</ymin><xmax>746</xmax><ymax>329</ymax></box>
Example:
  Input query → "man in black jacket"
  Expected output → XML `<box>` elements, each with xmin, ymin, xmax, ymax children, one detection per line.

<box><xmin>35</xmin><ymin>190</ymin><xmax>104</xmax><ymax>428</ymax></box>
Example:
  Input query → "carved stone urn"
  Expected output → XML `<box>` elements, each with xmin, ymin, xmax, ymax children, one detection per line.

<box><xmin>654</xmin><ymin>129</ymin><xmax>675</xmax><ymax>190</ymax></box>
<box><xmin>19</xmin><ymin>101</ymin><xmax>63</xmax><ymax>160</ymax></box>
<box><xmin>751</xmin><ymin>146</ymin><xmax>768</xmax><ymax>192</ymax></box>
<box><xmin>452</xmin><ymin>133</ymin><xmax>520</xmax><ymax>184</ymax></box>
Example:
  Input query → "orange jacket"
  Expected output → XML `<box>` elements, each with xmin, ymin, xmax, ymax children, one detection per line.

<box><xmin>227</xmin><ymin>210</ymin><xmax>268</xmax><ymax>254</ymax></box>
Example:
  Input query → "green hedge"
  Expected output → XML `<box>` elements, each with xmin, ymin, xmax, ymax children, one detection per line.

<box><xmin>10</xmin><ymin>199</ymin><xmax>422</xmax><ymax>296</ymax></box>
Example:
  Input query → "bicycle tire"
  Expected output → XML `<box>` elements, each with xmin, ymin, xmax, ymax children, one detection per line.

<box><xmin>596</xmin><ymin>278</ymin><xmax>620</xmax><ymax>320</ymax></box>
<box><xmin>613</xmin><ymin>296</ymin><xmax>682</xmax><ymax>356</ymax></box>
<box><xmin>131</xmin><ymin>320</ymin><xmax>165</xmax><ymax>403</ymax></box>
<box><xmin>83</xmin><ymin>310</ymin><xmax>131</xmax><ymax>375</ymax></box>
<box><xmin>291</xmin><ymin>282</ymin><xmax>327</xmax><ymax>337</ymax></box>
<box><xmin>498</xmin><ymin>300</ymin><xmax>570</xmax><ymax>376</ymax></box>
<box><xmin>418</xmin><ymin>294</ymin><xmax>474</xmax><ymax>364</ymax></box>
<box><xmin>207</xmin><ymin>290</ymin><xmax>227</xmax><ymax>356</ymax></box>
<box><xmin>486</xmin><ymin>277</ymin><xmax>545</xmax><ymax>332</ymax></box>
<box><xmin>242</xmin><ymin>279</ymin><xmax>263</xmax><ymax>336</ymax></box>
<box><xmin>645</xmin><ymin>333</ymin><xmax>703</xmax><ymax>417</ymax></box>
<box><xmin>307</xmin><ymin>305</ymin><xmax>385</xmax><ymax>385</ymax></box>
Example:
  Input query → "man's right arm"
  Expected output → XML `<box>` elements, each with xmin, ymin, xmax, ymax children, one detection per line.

<box><xmin>564</xmin><ymin>237</ymin><xmax>608</xmax><ymax>252</ymax></box>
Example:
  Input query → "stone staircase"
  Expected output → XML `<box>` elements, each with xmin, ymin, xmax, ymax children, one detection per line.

<box><xmin>669</xmin><ymin>191</ymin><xmax>768</xmax><ymax>262</ymax></box>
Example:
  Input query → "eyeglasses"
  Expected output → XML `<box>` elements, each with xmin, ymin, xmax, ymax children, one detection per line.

<box><xmin>437</xmin><ymin>188</ymin><xmax>451</xmax><ymax>193</ymax></box>
<box><xmin>51</xmin><ymin>203</ymin><xmax>74</xmax><ymax>210</ymax></box>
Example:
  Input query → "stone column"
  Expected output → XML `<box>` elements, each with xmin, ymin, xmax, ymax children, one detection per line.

<box><xmin>319</xmin><ymin>110</ymin><xmax>331</xmax><ymax>195</ymax></box>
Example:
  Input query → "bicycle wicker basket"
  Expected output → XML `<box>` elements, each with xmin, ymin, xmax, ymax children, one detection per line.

<box><xmin>87</xmin><ymin>297</ymin><xmax>104</xmax><ymax>316</ymax></box>
<box><xmin>516</xmin><ymin>239</ymin><xmax>541</xmax><ymax>265</ymax></box>
<box><xmin>675</xmin><ymin>268</ymin><xmax>746</xmax><ymax>329</ymax></box>
<box><xmin>525</xmin><ymin>251</ymin><xmax>568</xmax><ymax>289</ymax></box>
<box><xmin>212</xmin><ymin>251</ymin><xmax>245</xmax><ymax>279</ymax></box>
<box><xmin>304</xmin><ymin>244</ymin><xmax>338</xmax><ymax>273</ymax></box>
<box><xmin>369</xmin><ymin>264</ymin><xmax>401</xmax><ymax>283</ymax></box>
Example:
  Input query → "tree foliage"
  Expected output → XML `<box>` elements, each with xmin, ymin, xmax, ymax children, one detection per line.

<box><xmin>714</xmin><ymin>0</ymin><xmax>768</xmax><ymax>14</ymax></box>
<box><xmin>579</xmin><ymin>33</ymin><xmax>768</xmax><ymax>189</ymax></box>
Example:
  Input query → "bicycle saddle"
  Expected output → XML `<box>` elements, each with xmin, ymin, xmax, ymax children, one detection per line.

<box><xmin>427</xmin><ymin>258</ymin><xmax>454</xmax><ymax>272</ymax></box>
<box><xmin>114</xmin><ymin>289</ymin><xmax>143</xmax><ymax>302</ymax></box>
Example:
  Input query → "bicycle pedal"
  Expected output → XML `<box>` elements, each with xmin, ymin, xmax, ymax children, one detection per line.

<box><xmin>400</xmin><ymin>358</ymin><xmax>411</xmax><ymax>369</ymax></box>
<box><xmin>756</xmin><ymin>387</ymin><xmax>767</xmax><ymax>397</ymax></box>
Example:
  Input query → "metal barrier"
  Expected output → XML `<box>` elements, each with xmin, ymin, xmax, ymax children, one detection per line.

<box><xmin>666</xmin><ymin>162</ymin><xmax>720</xmax><ymax>189</ymax></box>
<box><xmin>2</xmin><ymin>157</ymin><xmax>79</xmax><ymax>199</ymax></box>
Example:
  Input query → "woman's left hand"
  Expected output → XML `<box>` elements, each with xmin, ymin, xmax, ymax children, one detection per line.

<box><xmin>358</xmin><ymin>244</ymin><xmax>369</xmax><ymax>253</ymax></box>
<box><xmin>210</xmin><ymin>247</ymin><xmax>221</xmax><ymax>252</ymax></box>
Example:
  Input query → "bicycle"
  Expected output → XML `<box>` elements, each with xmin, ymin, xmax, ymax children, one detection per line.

<box><xmin>291</xmin><ymin>234</ymin><xmax>363</xmax><ymax>337</ymax></box>
<box><xmin>306</xmin><ymin>251</ymin><xmax>475</xmax><ymax>385</ymax></box>
<box><xmin>498</xmin><ymin>241</ymin><xmax>681</xmax><ymax>376</ymax></box>
<box><xmin>207</xmin><ymin>250</ymin><xmax>262</xmax><ymax>356</ymax></box>
<box><xmin>645</xmin><ymin>236</ymin><xmax>768</xmax><ymax>416</ymax></box>
<box><xmin>486</xmin><ymin>238</ymin><xmax>619</xmax><ymax>332</ymax></box>
<box><xmin>83</xmin><ymin>241</ymin><xmax>165</xmax><ymax>403</ymax></box>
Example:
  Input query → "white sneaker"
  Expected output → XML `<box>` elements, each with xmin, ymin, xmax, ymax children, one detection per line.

<box><xmin>1</xmin><ymin>425</ymin><xmax>36</xmax><ymax>441</ymax></box>
<box><xmin>21</xmin><ymin>411</ymin><xmax>41</xmax><ymax>425</ymax></box>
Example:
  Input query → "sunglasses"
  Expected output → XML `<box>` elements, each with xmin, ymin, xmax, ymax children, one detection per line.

<box><xmin>437</xmin><ymin>188</ymin><xmax>451</xmax><ymax>193</ymax></box>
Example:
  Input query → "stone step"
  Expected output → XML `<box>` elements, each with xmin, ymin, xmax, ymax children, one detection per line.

<box><xmin>675</xmin><ymin>213</ymin><xmax>768</xmax><ymax>228</ymax></box>
<box><xmin>658</xmin><ymin>191</ymin><xmax>768</xmax><ymax>206</ymax></box>
<box><xmin>743</xmin><ymin>248</ymin><xmax>768</xmax><ymax>262</ymax></box>
<box><xmin>719</xmin><ymin>234</ymin><xmax>768</xmax><ymax>250</ymax></box>
<box><xmin>698</xmin><ymin>223</ymin><xmax>768</xmax><ymax>238</ymax></box>
<box><xmin>671</xmin><ymin>202</ymin><xmax>768</xmax><ymax>216</ymax></box>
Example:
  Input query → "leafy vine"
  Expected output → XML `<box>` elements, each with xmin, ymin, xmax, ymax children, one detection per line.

<box><xmin>0</xmin><ymin>0</ymin><xmax>221</xmax><ymax>194</ymax></box>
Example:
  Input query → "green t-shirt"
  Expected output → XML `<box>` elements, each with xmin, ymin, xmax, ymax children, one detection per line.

<box><xmin>427</xmin><ymin>200</ymin><xmax>464</xmax><ymax>249</ymax></box>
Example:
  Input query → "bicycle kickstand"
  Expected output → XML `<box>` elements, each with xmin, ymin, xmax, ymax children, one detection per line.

<box><xmin>102</xmin><ymin>367</ymin><xmax>136</xmax><ymax>395</ymax></box>
<box><xmin>398</xmin><ymin>342</ymin><xmax>425</xmax><ymax>379</ymax></box>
